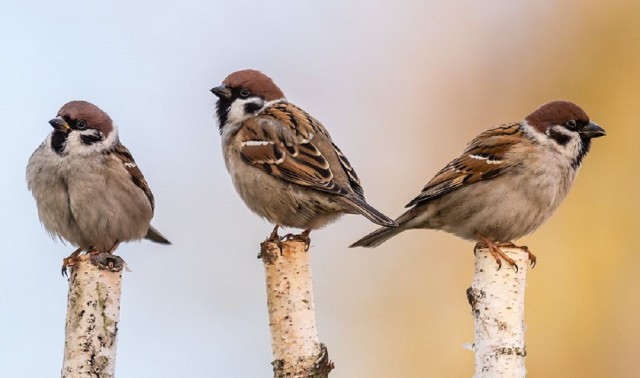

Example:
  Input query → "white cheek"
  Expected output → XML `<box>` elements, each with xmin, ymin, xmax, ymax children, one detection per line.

<box><xmin>226</xmin><ymin>98</ymin><xmax>265</xmax><ymax>124</ymax></box>
<box><xmin>522</xmin><ymin>122</ymin><xmax>581</xmax><ymax>162</ymax></box>
<box><xmin>65</xmin><ymin>128</ymin><xmax>119</xmax><ymax>155</ymax></box>
<box><xmin>544</xmin><ymin>127</ymin><xmax>582</xmax><ymax>160</ymax></box>
<box><xmin>559</xmin><ymin>137</ymin><xmax>582</xmax><ymax>160</ymax></box>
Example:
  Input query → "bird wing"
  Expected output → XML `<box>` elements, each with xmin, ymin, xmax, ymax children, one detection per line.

<box><xmin>331</xmin><ymin>142</ymin><xmax>365</xmax><ymax>198</ymax></box>
<box><xmin>406</xmin><ymin>122</ymin><xmax>524</xmax><ymax>207</ymax></box>
<box><xmin>112</xmin><ymin>143</ymin><xmax>155</xmax><ymax>211</ymax></box>
<box><xmin>238</xmin><ymin>102</ymin><xmax>357</xmax><ymax>197</ymax></box>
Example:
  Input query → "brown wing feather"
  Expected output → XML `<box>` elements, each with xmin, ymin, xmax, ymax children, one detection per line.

<box><xmin>238</xmin><ymin>102</ymin><xmax>350</xmax><ymax>196</ymax></box>
<box><xmin>406</xmin><ymin>123</ymin><xmax>524</xmax><ymax>207</ymax></box>
<box><xmin>112</xmin><ymin>143</ymin><xmax>155</xmax><ymax>211</ymax></box>
<box><xmin>332</xmin><ymin>143</ymin><xmax>364</xmax><ymax>198</ymax></box>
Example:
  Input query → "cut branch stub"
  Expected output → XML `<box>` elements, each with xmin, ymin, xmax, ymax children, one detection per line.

<box><xmin>61</xmin><ymin>253</ymin><xmax>124</xmax><ymax>378</ymax></box>
<box><xmin>260</xmin><ymin>239</ymin><xmax>334</xmax><ymax>378</ymax></box>
<box><xmin>468</xmin><ymin>247</ymin><xmax>529</xmax><ymax>378</ymax></box>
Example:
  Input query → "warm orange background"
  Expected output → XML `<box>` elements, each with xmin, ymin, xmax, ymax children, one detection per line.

<box><xmin>3</xmin><ymin>1</ymin><xmax>638</xmax><ymax>377</ymax></box>
<box><xmin>313</xmin><ymin>3</ymin><xmax>639</xmax><ymax>376</ymax></box>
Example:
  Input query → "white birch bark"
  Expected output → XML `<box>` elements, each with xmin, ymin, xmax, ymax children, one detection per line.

<box><xmin>260</xmin><ymin>239</ymin><xmax>333</xmax><ymax>378</ymax></box>
<box><xmin>467</xmin><ymin>247</ymin><xmax>528</xmax><ymax>378</ymax></box>
<box><xmin>61</xmin><ymin>253</ymin><xmax>124</xmax><ymax>378</ymax></box>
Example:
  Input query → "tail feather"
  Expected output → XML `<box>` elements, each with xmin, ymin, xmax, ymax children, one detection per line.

<box><xmin>349</xmin><ymin>197</ymin><xmax>397</xmax><ymax>227</ymax></box>
<box><xmin>350</xmin><ymin>225</ymin><xmax>405</xmax><ymax>248</ymax></box>
<box><xmin>145</xmin><ymin>225</ymin><xmax>171</xmax><ymax>245</ymax></box>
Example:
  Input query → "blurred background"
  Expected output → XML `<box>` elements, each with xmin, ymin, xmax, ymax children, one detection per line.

<box><xmin>1</xmin><ymin>1</ymin><xmax>638</xmax><ymax>377</ymax></box>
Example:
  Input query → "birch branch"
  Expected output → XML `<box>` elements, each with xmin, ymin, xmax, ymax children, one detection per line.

<box><xmin>260</xmin><ymin>239</ymin><xmax>334</xmax><ymax>378</ymax></box>
<box><xmin>61</xmin><ymin>253</ymin><xmax>125</xmax><ymax>378</ymax></box>
<box><xmin>466</xmin><ymin>247</ymin><xmax>529</xmax><ymax>378</ymax></box>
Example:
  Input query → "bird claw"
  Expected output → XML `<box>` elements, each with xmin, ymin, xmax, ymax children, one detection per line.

<box><xmin>475</xmin><ymin>235</ymin><xmax>519</xmax><ymax>272</ymax></box>
<box><xmin>262</xmin><ymin>227</ymin><xmax>311</xmax><ymax>252</ymax></box>
<box><xmin>491</xmin><ymin>246</ymin><xmax>519</xmax><ymax>273</ymax></box>
<box><xmin>61</xmin><ymin>258</ymin><xmax>76</xmax><ymax>277</ymax></box>
<box><xmin>61</xmin><ymin>247</ymin><xmax>84</xmax><ymax>277</ymax></box>
<box><xmin>61</xmin><ymin>246</ymin><xmax>109</xmax><ymax>277</ymax></box>
<box><xmin>518</xmin><ymin>245</ymin><xmax>537</xmax><ymax>268</ymax></box>
<box><xmin>474</xmin><ymin>238</ymin><xmax>538</xmax><ymax>272</ymax></box>
<box><xmin>266</xmin><ymin>225</ymin><xmax>280</xmax><ymax>243</ymax></box>
<box><xmin>499</xmin><ymin>243</ymin><xmax>536</xmax><ymax>268</ymax></box>
<box><xmin>282</xmin><ymin>230</ymin><xmax>311</xmax><ymax>251</ymax></box>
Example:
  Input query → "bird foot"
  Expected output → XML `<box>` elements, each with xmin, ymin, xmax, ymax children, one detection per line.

<box><xmin>474</xmin><ymin>236</ymin><xmax>537</xmax><ymax>272</ymax></box>
<box><xmin>61</xmin><ymin>245</ymin><xmax>114</xmax><ymax>277</ymax></box>
<box><xmin>262</xmin><ymin>225</ymin><xmax>284</xmax><ymax>252</ymax></box>
<box><xmin>495</xmin><ymin>242</ymin><xmax>537</xmax><ymax>268</ymax></box>
<box><xmin>266</xmin><ymin>225</ymin><xmax>280</xmax><ymax>243</ymax></box>
<box><xmin>282</xmin><ymin>230</ymin><xmax>311</xmax><ymax>251</ymax></box>
<box><xmin>62</xmin><ymin>246</ymin><xmax>127</xmax><ymax>276</ymax></box>
<box><xmin>61</xmin><ymin>247</ymin><xmax>91</xmax><ymax>277</ymax></box>
<box><xmin>262</xmin><ymin>226</ymin><xmax>311</xmax><ymax>252</ymax></box>
<box><xmin>516</xmin><ymin>245</ymin><xmax>537</xmax><ymax>268</ymax></box>
<box><xmin>474</xmin><ymin>235</ymin><xmax>518</xmax><ymax>272</ymax></box>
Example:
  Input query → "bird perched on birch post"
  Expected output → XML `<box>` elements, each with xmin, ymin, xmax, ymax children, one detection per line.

<box><xmin>351</xmin><ymin>101</ymin><xmax>605</xmax><ymax>270</ymax></box>
<box><xmin>211</xmin><ymin>69</ymin><xmax>396</xmax><ymax>244</ymax></box>
<box><xmin>27</xmin><ymin>101</ymin><xmax>170</xmax><ymax>274</ymax></box>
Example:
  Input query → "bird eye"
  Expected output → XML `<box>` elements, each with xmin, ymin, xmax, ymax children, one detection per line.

<box><xmin>76</xmin><ymin>120</ymin><xmax>87</xmax><ymax>129</ymax></box>
<box><xmin>239</xmin><ymin>89</ymin><xmax>251</xmax><ymax>98</ymax></box>
<box><xmin>564</xmin><ymin>120</ymin><xmax>577</xmax><ymax>129</ymax></box>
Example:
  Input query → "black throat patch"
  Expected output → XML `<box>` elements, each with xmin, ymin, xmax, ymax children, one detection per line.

<box><xmin>572</xmin><ymin>138</ymin><xmax>592</xmax><ymax>169</ymax></box>
<box><xmin>216</xmin><ymin>99</ymin><xmax>231</xmax><ymax>133</ymax></box>
<box><xmin>51</xmin><ymin>131</ymin><xmax>68</xmax><ymax>155</ymax></box>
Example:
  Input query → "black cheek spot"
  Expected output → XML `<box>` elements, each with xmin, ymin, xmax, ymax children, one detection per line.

<box><xmin>81</xmin><ymin>133</ymin><xmax>104</xmax><ymax>145</ymax></box>
<box><xmin>244</xmin><ymin>102</ymin><xmax>262</xmax><ymax>114</ymax></box>
<box><xmin>548</xmin><ymin>129</ymin><xmax>571</xmax><ymax>146</ymax></box>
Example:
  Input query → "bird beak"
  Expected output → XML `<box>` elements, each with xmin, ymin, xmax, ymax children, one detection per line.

<box><xmin>210</xmin><ymin>85</ymin><xmax>232</xmax><ymax>100</ymax></box>
<box><xmin>580</xmin><ymin>122</ymin><xmax>606</xmax><ymax>138</ymax></box>
<box><xmin>49</xmin><ymin>117</ymin><xmax>70</xmax><ymax>132</ymax></box>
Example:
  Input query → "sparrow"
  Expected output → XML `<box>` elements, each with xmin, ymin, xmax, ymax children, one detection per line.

<box><xmin>210</xmin><ymin>69</ymin><xmax>396</xmax><ymax>243</ymax></box>
<box><xmin>351</xmin><ymin>100</ymin><xmax>606</xmax><ymax>269</ymax></box>
<box><xmin>27</xmin><ymin>100</ymin><xmax>170</xmax><ymax>273</ymax></box>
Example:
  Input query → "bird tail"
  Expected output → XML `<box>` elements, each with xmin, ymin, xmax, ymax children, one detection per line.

<box><xmin>145</xmin><ymin>225</ymin><xmax>171</xmax><ymax>244</ymax></box>
<box><xmin>349</xmin><ymin>196</ymin><xmax>397</xmax><ymax>227</ymax></box>
<box><xmin>349</xmin><ymin>224</ymin><xmax>406</xmax><ymax>248</ymax></box>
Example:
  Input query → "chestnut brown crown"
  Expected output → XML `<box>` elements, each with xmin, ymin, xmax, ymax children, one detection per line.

<box><xmin>222</xmin><ymin>69</ymin><xmax>285</xmax><ymax>101</ymax></box>
<box><xmin>525</xmin><ymin>100</ymin><xmax>589</xmax><ymax>132</ymax></box>
<box><xmin>57</xmin><ymin>100</ymin><xmax>114</xmax><ymax>136</ymax></box>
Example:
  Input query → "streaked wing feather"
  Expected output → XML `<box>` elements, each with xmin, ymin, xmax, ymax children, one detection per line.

<box><xmin>238</xmin><ymin>102</ymin><xmax>349</xmax><ymax>196</ymax></box>
<box><xmin>112</xmin><ymin>143</ymin><xmax>155</xmax><ymax>211</ymax></box>
<box><xmin>406</xmin><ymin>123</ymin><xmax>523</xmax><ymax>207</ymax></box>
<box><xmin>332</xmin><ymin>143</ymin><xmax>365</xmax><ymax>198</ymax></box>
